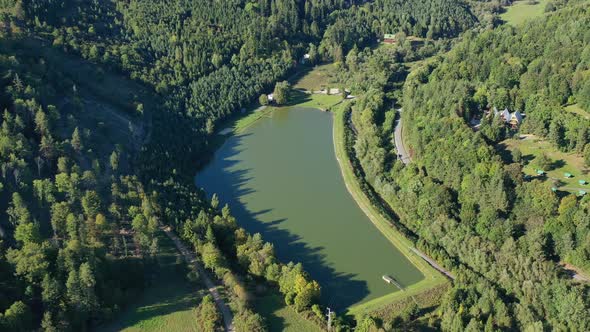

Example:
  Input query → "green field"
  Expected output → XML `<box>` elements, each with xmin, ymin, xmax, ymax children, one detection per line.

<box><xmin>565</xmin><ymin>104</ymin><xmax>590</xmax><ymax>120</ymax></box>
<box><xmin>97</xmin><ymin>233</ymin><xmax>204</xmax><ymax>332</ymax></box>
<box><xmin>500</xmin><ymin>135</ymin><xmax>589</xmax><ymax>193</ymax></box>
<box><xmin>219</xmin><ymin>63</ymin><xmax>343</xmax><ymax>136</ymax></box>
<box><xmin>332</xmin><ymin>105</ymin><xmax>448</xmax><ymax>315</ymax></box>
<box><xmin>293</xmin><ymin>63</ymin><xmax>339</xmax><ymax>92</ymax></box>
<box><xmin>288</xmin><ymin>90</ymin><xmax>343</xmax><ymax>110</ymax></box>
<box><xmin>254</xmin><ymin>293</ymin><xmax>322</xmax><ymax>332</ymax></box>
<box><xmin>232</xmin><ymin>92</ymin><xmax>342</xmax><ymax>134</ymax></box>
<box><xmin>501</xmin><ymin>0</ymin><xmax>550</xmax><ymax>25</ymax></box>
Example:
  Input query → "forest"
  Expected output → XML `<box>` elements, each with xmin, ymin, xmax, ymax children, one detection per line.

<box><xmin>347</xmin><ymin>3</ymin><xmax>590</xmax><ymax>331</ymax></box>
<box><xmin>1</xmin><ymin>0</ymin><xmax>590</xmax><ymax>331</ymax></box>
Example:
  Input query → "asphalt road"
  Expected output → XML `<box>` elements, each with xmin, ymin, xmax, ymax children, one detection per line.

<box><xmin>394</xmin><ymin>109</ymin><xmax>411</xmax><ymax>164</ymax></box>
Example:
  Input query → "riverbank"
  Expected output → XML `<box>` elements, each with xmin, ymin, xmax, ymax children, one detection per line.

<box><xmin>331</xmin><ymin>105</ymin><xmax>449</xmax><ymax>316</ymax></box>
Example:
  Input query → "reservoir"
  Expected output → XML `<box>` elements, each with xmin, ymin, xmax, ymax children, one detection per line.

<box><xmin>196</xmin><ymin>107</ymin><xmax>423</xmax><ymax>310</ymax></box>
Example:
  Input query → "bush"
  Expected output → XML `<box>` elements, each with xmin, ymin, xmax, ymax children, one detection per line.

<box><xmin>233</xmin><ymin>309</ymin><xmax>266</xmax><ymax>332</ymax></box>
<box><xmin>534</xmin><ymin>153</ymin><xmax>553</xmax><ymax>171</ymax></box>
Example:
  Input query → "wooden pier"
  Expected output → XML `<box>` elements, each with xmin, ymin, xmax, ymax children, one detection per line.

<box><xmin>382</xmin><ymin>275</ymin><xmax>404</xmax><ymax>291</ymax></box>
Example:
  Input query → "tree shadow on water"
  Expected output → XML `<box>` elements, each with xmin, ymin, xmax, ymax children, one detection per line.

<box><xmin>197</xmin><ymin>134</ymin><xmax>370</xmax><ymax>313</ymax></box>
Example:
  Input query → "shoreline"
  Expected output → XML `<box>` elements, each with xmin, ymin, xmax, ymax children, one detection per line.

<box><xmin>330</xmin><ymin>105</ymin><xmax>448</xmax><ymax>315</ymax></box>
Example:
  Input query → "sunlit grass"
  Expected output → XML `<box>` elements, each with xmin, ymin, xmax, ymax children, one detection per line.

<box><xmin>501</xmin><ymin>0</ymin><xmax>550</xmax><ymax>25</ymax></box>
<box><xmin>500</xmin><ymin>135</ymin><xmax>589</xmax><ymax>193</ymax></box>
<box><xmin>97</xmin><ymin>234</ymin><xmax>204</xmax><ymax>332</ymax></box>
<box><xmin>293</xmin><ymin>63</ymin><xmax>339</xmax><ymax>92</ymax></box>
<box><xmin>254</xmin><ymin>293</ymin><xmax>323</xmax><ymax>332</ymax></box>
<box><xmin>564</xmin><ymin>104</ymin><xmax>590</xmax><ymax>120</ymax></box>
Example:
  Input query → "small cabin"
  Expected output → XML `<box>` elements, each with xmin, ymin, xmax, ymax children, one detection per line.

<box><xmin>551</xmin><ymin>187</ymin><xmax>558</xmax><ymax>192</ymax></box>
<box><xmin>579</xmin><ymin>190</ymin><xmax>587</xmax><ymax>197</ymax></box>
<box><xmin>580</xmin><ymin>180</ymin><xmax>588</xmax><ymax>185</ymax></box>
<box><xmin>267</xmin><ymin>93</ymin><xmax>274</xmax><ymax>102</ymax></box>
<box><xmin>564</xmin><ymin>173</ymin><xmax>573</xmax><ymax>178</ymax></box>
<box><xmin>537</xmin><ymin>170</ymin><xmax>545</xmax><ymax>176</ymax></box>
<box><xmin>383</xmin><ymin>34</ymin><xmax>396</xmax><ymax>44</ymax></box>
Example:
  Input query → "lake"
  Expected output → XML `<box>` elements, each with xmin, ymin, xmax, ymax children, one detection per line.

<box><xmin>196</xmin><ymin>107</ymin><xmax>423</xmax><ymax>310</ymax></box>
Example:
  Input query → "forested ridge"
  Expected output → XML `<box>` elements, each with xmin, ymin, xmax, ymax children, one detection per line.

<box><xmin>2</xmin><ymin>0</ymin><xmax>590</xmax><ymax>331</ymax></box>
<box><xmin>0</xmin><ymin>28</ymin><xmax>160</xmax><ymax>331</ymax></box>
<box><xmin>347</xmin><ymin>3</ymin><xmax>590</xmax><ymax>330</ymax></box>
<box><xmin>20</xmin><ymin>0</ymin><xmax>477</xmax><ymax>134</ymax></box>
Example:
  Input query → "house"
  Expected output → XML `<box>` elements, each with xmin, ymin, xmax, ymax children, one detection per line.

<box><xmin>492</xmin><ymin>107</ymin><xmax>524</xmax><ymax>128</ymax></box>
<box><xmin>501</xmin><ymin>108</ymin><xmax>511</xmax><ymax>122</ymax></box>
<box><xmin>493</xmin><ymin>108</ymin><xmax>510</xmax><ymax>122</ymax></box>
<box><xmin>509</xmin><ymin>110</ymin><xmax>523</xmax><ymax>128</ymax></box>
<box><xmin>267</xmin><ymin>93</ymin><xmax>274</xmax><ymax>102</ymax></box>
<box><xmin>383</xmin><ymin>34</ymin><xmax>396</xmax><ymax>44</ymax></box>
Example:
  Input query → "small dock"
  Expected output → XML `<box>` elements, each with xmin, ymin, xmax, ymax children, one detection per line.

<box><xmin>382</xmin><ymin>275</ymin><xmax>404</xmax><ymax>291</ymax></box>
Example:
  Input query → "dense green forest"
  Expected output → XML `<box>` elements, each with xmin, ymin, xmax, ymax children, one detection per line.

<box><xmin>347</xmin><ymin>3</ymin><xmax>590</xmax><ymax>330</ymax></box>
<box><xmin>0</xmin><ymin>25</ymin><xmax>159</xmax><ymax>331</ymax></box>
<box><xmin>2</xmin><ymin>0</ymin><xmax>590</xmax><ymax>331</ymax></box>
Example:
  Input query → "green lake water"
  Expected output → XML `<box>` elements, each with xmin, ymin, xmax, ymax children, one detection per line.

<box><xmin>195</xmin><ymin>107</ymin><xmax>423</xmax><ymax>310</ymax></box>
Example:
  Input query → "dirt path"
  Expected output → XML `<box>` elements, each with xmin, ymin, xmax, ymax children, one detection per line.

<box><xmin>561</xmin><ymin>262</ymin><xmax>590</xmax><ymax>282</ymax></box>
<box><xmin>161</xmin><ymin>226</ymin><xmax>235</xmax><ymax>332</ymax></box>
<box><xmin>409</xmin><ymin>248</ymin><xmax>455</xmax><ymax>280</ymax></box>
<box><xmin>393</xmin><ymin>109</ymin><xmax>412</xmax><ymax>164</ymax></box>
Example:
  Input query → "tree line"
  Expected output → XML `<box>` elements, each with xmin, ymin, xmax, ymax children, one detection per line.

<box><xmin>344</xmin><ymin>3</ymin><xmax>590</xmax><ymax>330</ymax></box>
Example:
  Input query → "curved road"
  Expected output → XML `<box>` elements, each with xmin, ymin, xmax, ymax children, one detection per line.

<box><xmin>393</xmin><ymin>109</ymin><xmax>411</xmax><ymax>164</ymax></box>
<box><xmin>162</xmin><ymin>226</ymin><xmax>235</xmax><ymax>332</ymax></box>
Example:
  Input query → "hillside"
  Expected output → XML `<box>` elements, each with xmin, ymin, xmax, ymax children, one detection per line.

<box><xmin>344</xmin><ymin>2</ymin><xmax>590</xmax><ymax>330</ymax></box>
<box><xmin>1</xmin><ymin>0</ymin><xmax>590</xmax><ymax>331</ymax></box>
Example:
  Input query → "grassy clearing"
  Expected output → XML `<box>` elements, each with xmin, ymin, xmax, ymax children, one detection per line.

<box><xmin>288</xmin><ymin>90</ymin><xmax>343</xmax><ymax>110</ymax></box>
<box><xmin>219</xmin><ymin>64</ymin><xmax>343</xmax><ymax>136</ymax></box>
<box><xmin>501</xmin><ymin>0</ymin><xmax>549</xmax><ymax>25</ymax></box>
<box><xmin>231</xmin><ymin>92</ymin><xmax>342</xmax><ymax>135</ymax></box>
<box><xmin>331</xmin><ymin>105</ymin><xmax>448</xmax><ymax>316</ymax></box>
<box><xmin>293</xmin><ymin>63</ymin><xmax>339</xmax><ymax>91</ymax></box>
<box><xmin>254</xmin><ymin>293</ymin><xmax>322</xmax><ymax>332</ymax></box>
<box><xmin>565</xmin><ymin>104</ymin><xmax>590</xmax><ymax>120</ymax></box>
<box><xmin>97</xmin><ymin>233</ymin><xmax>204</xmax><ymax>332</ymax></box>
<box><xmin>233</xmin><ymin>106</ymin><xmax>274</xmax><ymax>134</ymax></box>
<box><xmin>500</xmin><ymin>135</ymin><xmax>589</xmax><ymax>193</ymax></box>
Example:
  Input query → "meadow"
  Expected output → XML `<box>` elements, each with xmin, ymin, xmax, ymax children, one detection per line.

<box><xmin>253</xmin><ymin>293</ymin><xmax>323</xmax><ymax>332</ymax></box>
<box><xmin>97</xmin><ymin>234</ymin><xmax>205</xmax><ymax>332</ymax></box>
<box><xmin>500</xmin><ymin>135</ymin><xmax>589</xmax><ymax>194</ymax></box>
<box><xmin>565</xmin><ymin>104</ymin><xmax>590</xmax><ymax>120</ymax></box>
<box><xmin>501</xmin><ymin>0</ymin><xmax>550</xmax><ymax>25</ymax></box>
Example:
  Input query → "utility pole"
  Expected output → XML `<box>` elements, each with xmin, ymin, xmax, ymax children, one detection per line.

<box><xmin>326</xmin><ymin>307</ymin><xmax>333</xmax><ymax>331</ymax></box>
